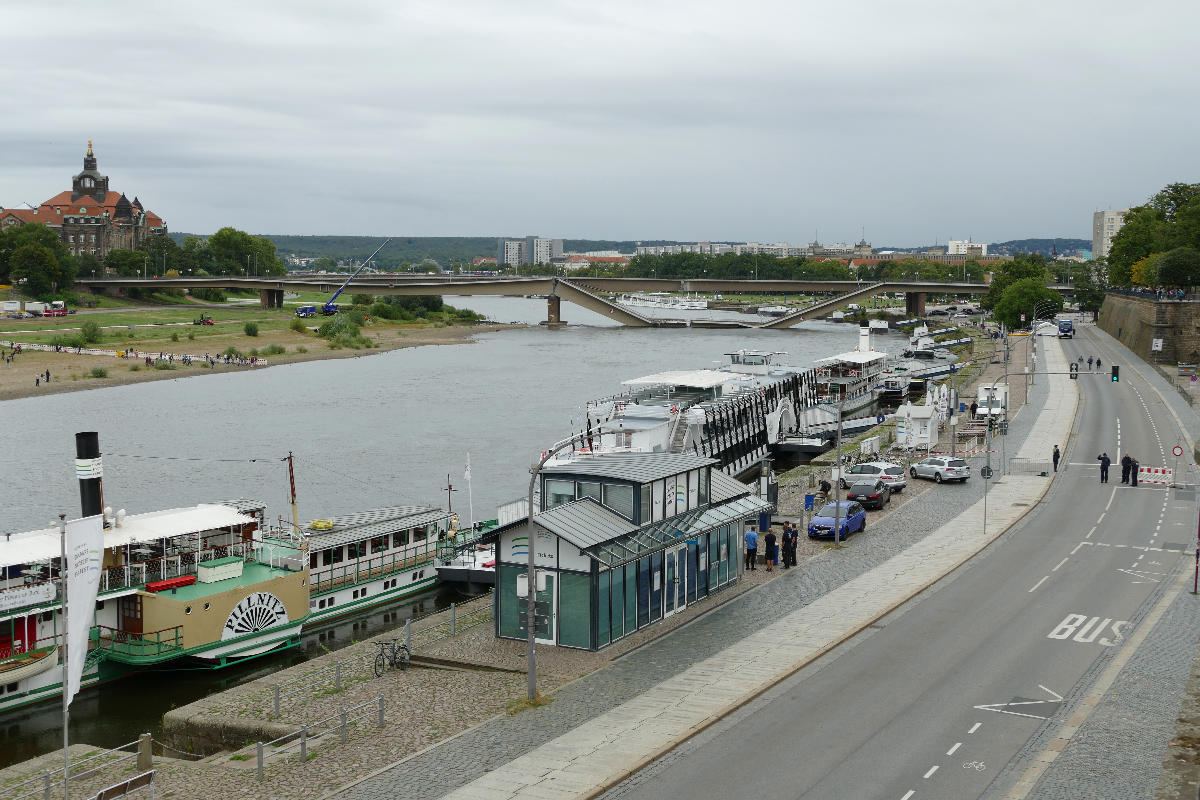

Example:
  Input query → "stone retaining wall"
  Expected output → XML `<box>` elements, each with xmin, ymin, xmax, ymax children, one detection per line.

<box><xmin>1099</xmin><ymin>294</ymin><xmax>1200</xmax><ymax>365</ymax></box>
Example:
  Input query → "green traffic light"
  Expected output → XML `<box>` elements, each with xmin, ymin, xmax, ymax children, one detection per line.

<box><xmin>1111</xmin><ymin>365</ymin><xmax>1119</xmax><ymax>382</ymax></box>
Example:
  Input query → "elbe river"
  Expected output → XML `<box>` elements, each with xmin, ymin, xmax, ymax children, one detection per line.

<box><xmin>0</xmin><ymin>295</ymin><xmax>906</xmax><ymax>763</ymax></box>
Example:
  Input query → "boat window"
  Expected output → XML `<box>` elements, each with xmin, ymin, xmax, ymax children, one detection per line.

<box><xmin>347</xmin><ymin>542</ymin><xmax>364</xmax><ymax>559</ymax></box>
<box><xmin>413</xmin><ymin>527</ymin><xmax>427</xmax><ymax>542</ymax></box>
<box><xmin>603</xmin><ymin>483</ymin><xmax>635</xmax><ymax>520</ymax></box>
<box><xmin>639</xmin><ymin>484</ymin><xmax>651</xmax><ymax>522</ymax></box>
<box><xmin>545</xmin><ymin>479</ymin><xmax>575</xmax><ymax>509</ymax></box>
<box><xmin>393</xmin><ymin>531</ymin><xmax>409</xmax><ymax>548</ymax></box>
<box><xmin>577</xmin><ymin>482</ymin><xmax>602</xmax><ymax>502</ymax></box>
<box><xmin>371</xmin><ymin>536</ymin><xmax>387</xmax><ymax>554</ymax></box>
<box><xmin>309</xmin><ymin>552</ymin><xmax>318</xmax><ymax>569</ymax></box>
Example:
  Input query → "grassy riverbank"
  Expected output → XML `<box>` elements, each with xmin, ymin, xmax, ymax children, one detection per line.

<box><xmin>0</xmin><ymin>300</ymin><xmax>516</xmax><ymax>401</ymax></box>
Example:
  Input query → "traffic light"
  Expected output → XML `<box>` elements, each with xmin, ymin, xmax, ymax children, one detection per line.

<box><xmin>1111</xmin><ymin>365</ymin><xmax>1119</xmax><ymax>382</ymax></box>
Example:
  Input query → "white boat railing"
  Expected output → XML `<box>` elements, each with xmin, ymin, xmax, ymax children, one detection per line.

<box><xmin>99</xmin><ymin>542</ymin><xmax>254</xmax><ymax>594</ymax></box>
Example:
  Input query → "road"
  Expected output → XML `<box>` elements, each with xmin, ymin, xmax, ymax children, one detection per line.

<box><xmin>602</xmin><ymin>326</ymin><xmax>1195</xmax><ymax>800</ymax></box>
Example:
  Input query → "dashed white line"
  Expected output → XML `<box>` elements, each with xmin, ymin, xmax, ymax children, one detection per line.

<box><xmin>1086</xmin><ymin>526</ymin><xmax>1097</xmax><ymax>539</ymax></box>
<box><xmin>969</xmin><ymin>722</ymin><xmax>982</xmax><ymax>734</ymax></box>
<box><xmin>901</xmin><ymin>791</ymin><xmax>915</xmax><ymax>800</ymax></box>
<box><xmin>924</xmin><ymin>765</ymin><xmax>939</xmax><ymax>779</ymax></box>
<box><xmin>1071</xmin><ymin>542</ymin><xmax>1084</xmax><ymax>555</ymax></box>
<box><xmin>1052</xmin><ymin>558</ymin><xmax>1069</xmax><ymax>572</ymax></box>
<box><xmin>1029</xmin><ymin>576</ymin><xmax>1050</xmax><ymax>592</ymax></box>
<box><xmin>1097</xmin><ymin>512</ymin><xmax>1106</xmax><ymax>524</ymax></box>
<box><xmin>947</xmin><ymin>742</ymin><xmax>962</xmax><ymax>756</ymax></box>
<box><xmin>1106</xmin><ymin>489</ymin><xmax>1116</xmax><ymax>510</ymax></box>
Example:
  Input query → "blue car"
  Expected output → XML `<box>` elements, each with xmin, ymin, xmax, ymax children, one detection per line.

<box><xmin>807</xmin><ymin>500</ymin><xmax>868</xmax><ymax>540</ymax></box>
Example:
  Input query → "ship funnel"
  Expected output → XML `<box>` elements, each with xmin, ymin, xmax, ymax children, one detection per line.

<box><xmin>858</xmin><ymin>324</ymin><xmax>873</xmax><ymax>352</ymax></box>
<box><xmin>75</xmin><ymin>431</ymin><xmax>105</xmax><ymax>522</ymax></box>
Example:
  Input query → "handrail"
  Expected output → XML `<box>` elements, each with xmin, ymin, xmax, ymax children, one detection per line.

<box><xmin>0</xmin><ymin>738</ymin><xmax>141</xmax><ymax>800</ymax></box>
<box><xmin>256</xmin><ymin>696</ymin><xmax>384</xmax><ymax>781</ymax></box>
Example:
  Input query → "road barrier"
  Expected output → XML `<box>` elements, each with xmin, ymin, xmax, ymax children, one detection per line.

<box><xmin>1138</xmin><ymin>466</ymin><xmax>1174</xmax><ymax>486</ymax></box>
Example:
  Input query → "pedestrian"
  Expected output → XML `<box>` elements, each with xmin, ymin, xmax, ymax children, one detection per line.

<box><xmin>1121</xmin><ymin>453</ymin><xmax>1132</xmax><ymax>483</ymax></box>
<box><xmin>34</xmin><ymin>377</ymin><xmax>39</xmax><ymax>387</ymax></box>
<box><xmin>1097</xmin><ymin>452</ymin><xmax>1110</xmax><ymax>483</ymax></box>
<box><xmin>1130</xmin><ymin>458</ymin><xmax>1139</xmax><ymax>487</ymax></box>
<box><xmin>764</xmin><ymin>527</ymin><xmax>778</xmax><ymax>572</ymax></box>
<box><xmin>1087</xmin><ymin>356</ymin><xmax>1093</xmax><ymax>370</ymax></box>
<box><xmin>818</xmin><ymin>478</ymin><xmax>832</xmax><ymax>504</ymax></box>
<box><xmin>784</xmin><ymin>522</ymin><xmax>798</xmax><ymax>568</ymax></box>
<box><xmin>970</xmin><ymin>400</ymin><xmax>978</xmax><ymax>419</ymax></box>
<box><xmin>44</xmin><ymin>369</ymin><xmax>50</xmax><ymax>383</ymax></box>
<box><xmin>1052</xmin><ymin>445</ymin><xmax>1060</xmax><ymax>472</ymax></box>
<box><xmin>1096</xmin><ymin>357</ymin><xmax>1101</xmax><ymax>370</ymax></box>
<box><xmin>744</xmin><ymin>525</ymin><xmax>758</xmax><ymax>571</ymax></box>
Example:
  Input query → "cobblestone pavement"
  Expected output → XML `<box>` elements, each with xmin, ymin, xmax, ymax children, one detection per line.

<box><xmin>325</xmin><ymin>342</ymin><xmax>1056</xmax><ymax>800</ymax></box>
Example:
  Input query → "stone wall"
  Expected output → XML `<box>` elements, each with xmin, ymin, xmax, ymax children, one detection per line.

<box><xmin>1099</xmin><ymin>294</ymin><xmax>1200</xmax><ymax>365</ymax></box>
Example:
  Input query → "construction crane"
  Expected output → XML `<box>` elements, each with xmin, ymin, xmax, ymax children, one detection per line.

<box><xmin>303</xmin><ymin>238</ymin><xmax>392</xmax><ymax>317</ymax></box>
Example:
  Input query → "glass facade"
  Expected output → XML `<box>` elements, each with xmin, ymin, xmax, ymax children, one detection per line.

<box><xmin>558</xmin><ymin>571</ymin><xmax>591</xmax><ymax>649</ymax></box>
<box><xmin>597</xmin><ymin>569</ymin><xmax>611</xmax><ymax>648</ymax></box>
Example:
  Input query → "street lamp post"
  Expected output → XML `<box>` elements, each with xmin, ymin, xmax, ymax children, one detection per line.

<box><xmin>524</xmin><ymin>436</ymin><xmax>582</xmax><ymax>700</ymax></box>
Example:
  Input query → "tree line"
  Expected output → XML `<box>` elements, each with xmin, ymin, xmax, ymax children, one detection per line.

<box><xmin>1107</xmin><ymin>182</ymin><xmax>1200</xmax><ymax>288</ymax></box>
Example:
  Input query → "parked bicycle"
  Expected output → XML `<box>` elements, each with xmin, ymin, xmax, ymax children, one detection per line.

<box><xmin>373</xmin><ymin>639</ymin><xmax>409</xmax><ymax>677</ymax></box>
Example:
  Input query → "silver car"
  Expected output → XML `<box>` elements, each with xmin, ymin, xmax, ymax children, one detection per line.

<box><xmin>910</xmin><ymin>456</ymin><xmax>970</xmax><ymax>483</ymax></box>
<box><xmin>841</xmin><ymin>461</ymin><xmax>908</xmax><ymax>493</ymax></box>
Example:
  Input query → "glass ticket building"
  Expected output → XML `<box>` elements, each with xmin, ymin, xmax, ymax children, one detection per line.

<box><xmin>491</xmin><ymin>453</ymin><xmax>772</xmax><ymax>650</ymax></box>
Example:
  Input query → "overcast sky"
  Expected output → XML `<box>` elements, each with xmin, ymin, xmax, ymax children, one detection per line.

<box><xmin>2</xmin><ymin>0</ymin><xmax>1197</xmax><ymax>246</ymax></box>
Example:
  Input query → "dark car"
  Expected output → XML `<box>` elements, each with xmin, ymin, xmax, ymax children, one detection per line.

<box><xmin>807</xmin><ymin>501</ymin><xmax>868</xmax><ymax>539</ymax></box>
<box><xmin>845</xmin><ymin>479</ymin><xmax>891</xmax><ymax>510</ymax></box>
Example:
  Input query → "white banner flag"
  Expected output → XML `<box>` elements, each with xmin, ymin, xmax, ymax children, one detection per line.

<box><xmin>464</xmin><ymin>452</ymin><xmax>471</xmax><ymax>482</ymax></box>
<box><xmin>65</xmin><ymin>514</ymin><xmax>104</xmax><ymax>707</ymax></box>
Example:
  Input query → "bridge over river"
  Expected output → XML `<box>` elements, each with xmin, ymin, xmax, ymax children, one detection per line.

<box><xmin>76</xmin><ymin>275</ymin><xmax>1073</xmax><ymax>328</ymax></box>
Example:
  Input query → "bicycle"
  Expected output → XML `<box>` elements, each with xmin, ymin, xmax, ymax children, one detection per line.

<box><xmin>373</xmin><ymin>639</ymin><xmax>409</xmax><ymax>677</ymax></box>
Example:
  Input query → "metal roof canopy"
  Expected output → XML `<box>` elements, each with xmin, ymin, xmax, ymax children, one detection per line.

<box><xmin>304</xmin><ymin>506</ymin><xmax>452</xmax><ymax>550</ymax></box>
<box><xmin>622</xmin><ymin>370</ymin><xmax>733</xmax><ymax>390</ymax></box>
<box><xmin>544</xmin><ymin>452</ymin><xmax>717</xmax><ymax>483</ymax></box>
<box><xmin>815</xmin><ymin>351</ymin><xmax>888</xmax><ymax>366</ymax></box>
<box><xmin>0</xmin><ymin>504</ymin><xmax>256</xmax><ymax>569</ymax></box>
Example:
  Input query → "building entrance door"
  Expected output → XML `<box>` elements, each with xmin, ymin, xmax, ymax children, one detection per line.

<box><xmin>664</xmin><ymin>544</ymin><xmax>687</xmax><ymax>617</ymax></box>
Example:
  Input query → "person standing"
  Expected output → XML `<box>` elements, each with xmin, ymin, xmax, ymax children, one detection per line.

<box><xmin>1052</xmin><ymin>445</ymin><xmax>1060</xmax><ymax>472</ymax></box>
<box><xmin>1097</xmin><ymin>453</ymin><xmax>1111</xmax><ymax>483</ymax></box>
<box><xmin>764</xmin><ymin>528</ymin><xmax>778</xmax><ymax>573</ymax></box>
<box><xmin>784</xmin><ymin>523</ymin><xmax>799</xmax><ymax>568</ymax></box>
<box><xmin>970</xmin><ymin>400</ymin><xmax>978</xmax><ymax>419</ymax></box>
<box><xmin>1130</xmin><ymin>458</ymin><xmax>1139</xmax><ymax>487</ymax></box>
<box><xmin>744</xmin><ymin>525</ymin><xmax>758</xmax><ymax>571</ymax></box>
<box><xmin>1121</xmin><ymin>453</ymin><xmax>1132</xmax><ymax>484</ymax></box>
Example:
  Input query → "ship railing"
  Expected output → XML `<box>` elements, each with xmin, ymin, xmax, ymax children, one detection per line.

<box><xmin>255</xmin><ymin>695</ymin><xmax>384</xmax><ymax>782</ymax></box>
<box><xmin>309</xmin><ymin>545</ymin><xmax>437</xmax><ymax>595</ymax></box>
<box><xmin>0</xmin><ymin>633</ymin><xmax>61</xmax><ymax>663</ymax></box>
<box><xmin>90</xmin><ymin>625</ymin><xmax>184</xmax><ymax>659</ymax></box>
<box><xmin>0</xmin><ymin>736</ymin><xmax>148</xmax><ymax>800</ymax></box>
<box><xmin>98</xmin><ymin>542</ymin><xmax>254</xmax><ymax>594</ymax></box>
<box><xmin>269</xmin><ymin>591</ymin><xmax>493</xmax><ymax>715</ymax></box>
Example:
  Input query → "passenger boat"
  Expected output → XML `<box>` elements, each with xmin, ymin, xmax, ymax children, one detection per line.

<box><xmin>616</xmin><ymin>292</ymin><xmax>708</xmax><ymax>310</ymax></box>
<box><xmin>757</xmin><ymin>305</ymin><xmax>790</xmax><ymax>317</ymax></box>
<box><xmin>0</xmin><ymin>500</ymin><xmax>307</xmax><ymax>713</ymax></box>
<box><xmin>811</xmin><ymin>334</ymin><xmax>889</xmax><ymax>416</ymax></box>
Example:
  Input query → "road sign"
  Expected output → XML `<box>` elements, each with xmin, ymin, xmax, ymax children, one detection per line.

<box><xmin>980</xmin><ymin>466</ymin><xmax>994</xmax><ymax>479</ymax></box>
<box><xmin>1020</xmin><ymin>313</ymin><xmax>1026</xmax><ymax>322</ymax></box>
<box><xmin>1152</xmin><ymin>338</ymin><xmax>1164</xmax><ymax>352</ymax></box>
<box><xmin>1174</xmin><ymin>445</ymin><xmax>1185</xmax><ymax>457</ymax></box>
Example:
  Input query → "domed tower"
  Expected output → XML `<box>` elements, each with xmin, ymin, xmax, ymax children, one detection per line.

<box><xmin>71</xmin><ymin>140</ymin><xmax>109</xmax><ymax>202</ymax></box>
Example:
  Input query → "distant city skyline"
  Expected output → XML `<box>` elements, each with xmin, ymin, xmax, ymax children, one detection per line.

<box><xmin>2</xmin><ymin>2</ymin><xmax>1196</xmax><ymax>245</ymax></box>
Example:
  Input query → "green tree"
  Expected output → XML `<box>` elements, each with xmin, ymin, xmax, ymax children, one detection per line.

<box><xmin>1107</xmin><ymin>207</ymin><xmax>1164</xmax><ymax>286</ymax></box>
<box><xmin>0</xmin><ymin>222</ymin><xmax>76</xmax><ymax>288</ymax></box>
<box><xmin>993</xmin><ymin>277</ymin><xmax>1063</xmax><ymax>329</ymax></box>
<box><xmin>103</xmin><ymin>249</ymin><xmax>148</xmax><ymax>277</ymax></box>
<box><xmin>76</xmin><ymin>252</ymin><xmax>102</xmax><ymax>278</ymax></box>
<box><xmin>8</xmin><ymin>243</ymin><xmax>60</xmax><ymax>297</ymax></box>
<box><xmin>981</xmin><ymin>256</ymin><xmax>1049</xmax><ymax>310</ymax></box>
<box><xmin>351</xmin><ymin>293</ymin><xmax>374</xmax><ymax>306</ymax></box>
<box><xmin>1156</xmin><ymin>247</ymin><xmax>1200</xmax><ymax>288</ymax></box>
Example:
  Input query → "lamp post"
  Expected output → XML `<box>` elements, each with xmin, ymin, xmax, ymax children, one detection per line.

<box><xmin>524</xmin><ymin>436</ymin><xmax>582</xmax><ymax>700</ymax></box>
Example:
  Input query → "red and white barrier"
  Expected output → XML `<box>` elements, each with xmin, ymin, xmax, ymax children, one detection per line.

<box><xmin>1138</xmin><ymin>466</ymin><xmax>1174</xmax><ymax>485</ymax></box>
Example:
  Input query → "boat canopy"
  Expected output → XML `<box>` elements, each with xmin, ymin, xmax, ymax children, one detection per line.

<box><xmin>1</xmin><ymin>504</ymin><xmax>255</xmax><ymax>568</ymax></box>
<box><xmin>815</xmin><ymin>351</ymin><xmax>888</xmax><ymax>366</ymax></box>
<box><xmin>622</xmin><ymin>370</ymin><xmax>732</xmax><ymax>390</ymax></box>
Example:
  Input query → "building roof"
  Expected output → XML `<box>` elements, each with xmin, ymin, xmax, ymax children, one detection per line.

<box><xmin>302</xmin><ymin>506</ymin><xmax>452</xmax><ymax>550</ymax></box>
<box><xmin>545</xmin><ymin>452</ymin><xmax>717</xmax><ymax>483</ymax></box>
<box><xmin>0</xmin><ymin>209</ymin><xmax>42</xmax><ymax>225</ymax></box>
<box><xmin>709</xmin><ymin>469</ymin><xmax>753</xmax><ymax>503</ymax></box>
<box><xmin>815</xmin><ymin>350</ymin><xmax>888</xmax><ymax>366</ymax></box>
<box><xmin>533</xmin><ymin>497</ymin><xmax>632</xmax><ymax>549</ymax></box>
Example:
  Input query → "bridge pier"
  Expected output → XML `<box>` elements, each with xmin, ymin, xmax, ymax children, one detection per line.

<box><xmin>905</xmin><ymin>291</ymin><xmax>927</xmax><ymax>317</ymax></box>
<box><xmin>259</xmin><ymin>289</ymin><xmax>284</xmax><ymax>309</ymax></box>
<box><xmin>546</xmin><ymin>294</ymin><xmax>564</xmax><ymax>325</ymax></box>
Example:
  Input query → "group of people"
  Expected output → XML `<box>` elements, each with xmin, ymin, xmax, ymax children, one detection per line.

<box><xmin>1095</xmin><ymin>452</ymin><xmax>1140</xmax><ymax>485</ymax></box>
<box><xmin>1078</xmin><ymin>355</ymin><xmax>1103</xmax><ymax>370</ymax></box>
<box><xmin>743</xmin><ymin>521</ymin><xmax>801</xmax><ymax>573</ymax></box>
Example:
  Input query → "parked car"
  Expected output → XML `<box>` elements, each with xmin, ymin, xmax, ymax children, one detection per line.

<box><xmin>845</xmin><ymin>479</ymin><xmax>891</xmax><ymax>510</ymax></box>
<box><xmin>952</xmin><ymin>313</ymin><xmax>970</xmax><ymax>319</ymax></box>
<box><xmin>840</xmin><ymin>461</ymin><xmax>907</xmax><ymax>493</ymax></box>
<box><xmin>910</xmin><ymin>456</ymin><xmax>971</xmax><ymax>483</ymax></box>
<box><xmin>928</xmin><ymin>309</ymin><xmax>950</xmax><ymax>317</ymax></box>
<box><xmin>807</xmin><ymin>500</ymin><xmax>868</xmax><ymax>539</ymax></box>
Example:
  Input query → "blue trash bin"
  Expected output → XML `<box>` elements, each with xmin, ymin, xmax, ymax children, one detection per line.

<box><xmin>758</xmin><ymin>512</ymin><xmax>771</xmax><ymax>532</ymax></box>
<box><xmin>804</xmin><ymin>494</ymin><xmax>815</xmax><ymax>511</ymax></box>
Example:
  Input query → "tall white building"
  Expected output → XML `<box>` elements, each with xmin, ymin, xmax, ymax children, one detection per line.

<box><xmin>947</xmin><ymin>239</ymin><xmax>987</xmax><ymax>256</ymax></box>
<box><xmin>496</xmin><ymin>236</ymin><xmax>562</xmax><ymax>266</ymax></box>
<box><xmin>1092</xmin><ymin>210</ymin><xmax>1128</xmax><ymax>259</ymax></box>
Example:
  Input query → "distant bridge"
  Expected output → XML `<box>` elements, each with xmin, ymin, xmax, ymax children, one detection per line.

<box><xmin>75</xmin><ymin>275</ymin><xmax>1073</xmax><ymax>328</ymax></box>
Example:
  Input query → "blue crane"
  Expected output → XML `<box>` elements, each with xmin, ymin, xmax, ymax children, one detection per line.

<box><xmin>299</xmin><ymin>238</ymin><xmax>392</xmax><ymax>317</ymax></box>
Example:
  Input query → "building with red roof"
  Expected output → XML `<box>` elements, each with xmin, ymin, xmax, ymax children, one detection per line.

<box><xmin>0</xmin><ymin>141</ymin><xmax>168</xmax><ymax>262</ymax></box>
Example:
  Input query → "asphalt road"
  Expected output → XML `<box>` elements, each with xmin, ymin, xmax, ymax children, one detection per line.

<box><xmin>602</xmin><ymin>327</ymin><xmax>1195</xmax><ymax>800</ymax></box>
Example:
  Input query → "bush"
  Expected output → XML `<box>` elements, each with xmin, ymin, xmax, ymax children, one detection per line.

<box><xmin>289</xmin><ymin>317</ymin><xmax>308</xmax><ymax>333</ymax></box>
<box><xmin>261</xmin><ymin>343</ymin><xmax>286</xmax><ymax>355</ymax></box>
<box><xmin>51</xmin><ymin>333</ymin><xmax>86</xmax><ymax>349</ymax></box>
<box><xmin>244</xmin><ymin>322</ymin><xmax>259</xmax><ymax>337</ymax></box>
<box><xmin>187</xmin><ymin>331</ymin><xmax>195</xmax><ymax>340</ymax></box>
<box><xmin>153</xmin><ymin>361</ymin><xmax>177</xmax><ymax>370</ymax></box>
<box><xmin>80</xmin><ymin>320</ymin><xmax>103</xmax><ymax>344</ymax></box>
<box><xmin>89</xmin><ymin>367</ymin><xmax>108</xmax><ymax>378</ymax></box>
<box><xmin>191</xmin><ymin>288</ymin><xmax>226</xmax><ymax>302</ymax></box>
<box><xmin>352</xmin><ymin>293</ymin><xmax>374</xmax><ymax>306</ymax></box>
<box><xmin>296</xmin><ymin>345</ymin><xmax>308</xmax><ymax>353</ymax></box>
<box><xmin>129</xmin><ymin>364</ymin><xmax>140</xmax><ymax>372</ymax></box>
<box><xmin>222</xmin><ymin>346</ymin><xmax>243</xmax><ymax>357</ymax></box>
<box><xmin>170</xmin><ymin>331</ymin><xmax>180</xmax><ymax>342</ymax></box>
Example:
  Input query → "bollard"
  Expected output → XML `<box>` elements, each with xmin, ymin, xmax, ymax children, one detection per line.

<box><xmin>256</xmin><ymin>742</ymin><xmax>264</xmax><ymax>783</ymax></box>
<box><xmin>138</xmin><ymin>732</ymin><xmax>153</xmax><ymax>771</ymax></box>
<box><xmin>377</xmin><ymin>694</ymin><xmax>385</xmax><ymax>727</ymax></box>
<box><xmin>273</xmin><ymin>684</ymin><xmax>281</xmax><ymax>716</ymax></box>
<box><xmin>42</xmin><ymin>770</ymin><xmax>51</xmax><ymax>800</ymax></box>
<box><xmin>450</xmin><ymin>602</ymin><xmax>456</xmax><ymax>636</ymax></box>
<box><xmin>405</xmin><ymin>618</ymin><xmax>411</xmax><ymax>653</ymax></box>
<box><xmin>335</xmin><ymin>662</ymin><xmax>341</xmax><ymax>691</ymax></box>
<box><xmin>339</xmin><ymin>710</ymin><xmax>348</xmax><ymax>744</ymax></box>
<box><xmin>300</xmin><ymin>726</ymin><xmax>307</xmax><ymax>763</ymax></box>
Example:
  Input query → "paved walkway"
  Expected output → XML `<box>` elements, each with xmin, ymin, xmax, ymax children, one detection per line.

<box><xmin>327</xmin><ymin>339</ymin><xmax>1078</xmax><ymax>800</ymax></box>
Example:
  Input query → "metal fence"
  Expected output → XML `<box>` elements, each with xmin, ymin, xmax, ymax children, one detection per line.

<box><xmin>270</xmin><ymin>592</ymin><xmax>493</xmax><ymax>715</ymax></box>
<box><xmin>256</xmin><ymin>696</ymin><xmax>384</xmax><ymax>781</ymax></box>
<box><xmin>0</xmin><ymin>737</ymin><xmax>147</xmax><ymax>800</ymax></box>
<box><xmin>1008</xmin><ymin>458</ymin><xmax>1051</xmax><ymax>475</ymax></box>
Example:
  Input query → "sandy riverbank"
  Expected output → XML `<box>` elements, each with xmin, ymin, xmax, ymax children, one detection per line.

<box><xmin>0</xmin><ymin>322</ymin><xmax>518</xmax><ymax>402</ymax></box>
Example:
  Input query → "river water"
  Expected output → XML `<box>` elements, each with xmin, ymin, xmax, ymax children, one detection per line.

<box><xmin>0</xmin><ymin>296</ymin><xmax>907</xmax><ymax>762</ymax></box>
